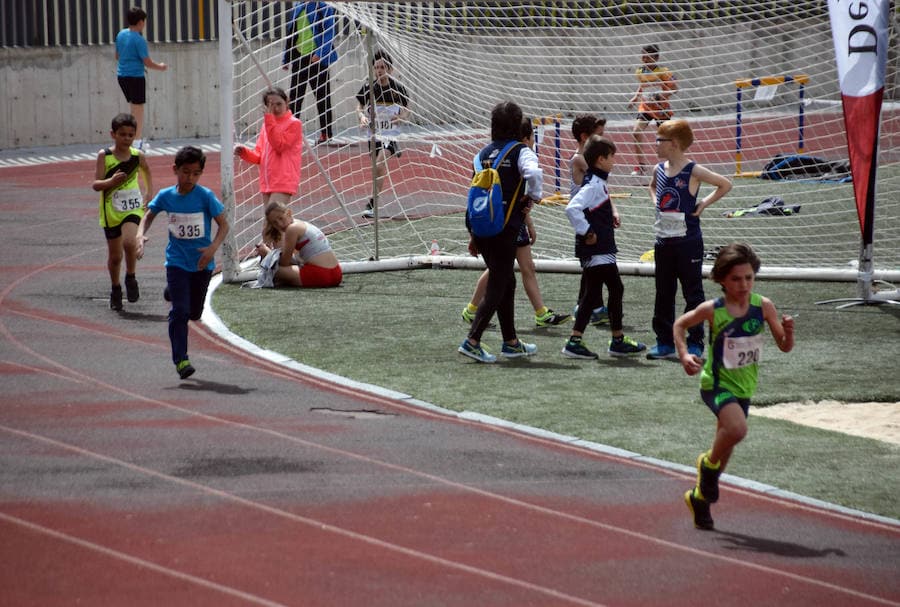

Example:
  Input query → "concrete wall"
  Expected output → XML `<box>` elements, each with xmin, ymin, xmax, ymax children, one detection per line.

<box><xmin>0</xmin><ymin>43</ymin><xmax>219</xmax><ymax>148</ymax></box>
<box><xmin>0</xmin><ymin>40</ymin><xmax>374</xmax><ymax>150</ymax></box>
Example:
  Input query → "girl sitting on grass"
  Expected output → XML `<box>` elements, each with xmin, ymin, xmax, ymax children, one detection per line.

<box><xmin>255</xmin><ymin>201</ymin><xmax>342</xmax><ymax>288</ymax></box>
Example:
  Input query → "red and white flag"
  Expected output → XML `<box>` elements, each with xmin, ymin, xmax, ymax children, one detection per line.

<box><xmin>828</xmin><ymin>0</ymin><xmax>889</xmax><ymax>244</ymax></box>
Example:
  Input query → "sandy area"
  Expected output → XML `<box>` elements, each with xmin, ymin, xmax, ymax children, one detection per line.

<box><xmin>753</xmin><ymin>401</ymin><xmax>900</xmax><ymax>446</ymax></box>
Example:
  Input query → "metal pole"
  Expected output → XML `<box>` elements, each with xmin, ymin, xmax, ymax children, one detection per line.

<box><xmin>218</xmin><ymin>0</ymin><xmax>238</xmax><ymax>282</ymax></box>
<box><xmin>365</xmin><ymin>28</ymin><xmax>379</xmax><ymax>260</ymax></box>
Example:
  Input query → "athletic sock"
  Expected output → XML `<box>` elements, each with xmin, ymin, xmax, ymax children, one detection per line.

<box><xmin>535</xmin><ymin>306</ymin><xmax>548</xmax><ymax>316</ymax></box>
<box><xmin>465</xmin><ymin>303</ymin><xmax>478</xmax><ymax>314</ymax></box>
<box><xmin>704</xmin><ymin>452</ymin><xmax>721</xmax><ymax>469</ymax></box>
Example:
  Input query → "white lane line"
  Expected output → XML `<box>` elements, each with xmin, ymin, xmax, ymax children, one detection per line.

<box><xmin>0</xmin><ymin>511</ymin><xmax>289</xmax><ymax>607</ymax></box>
<box><xmin>2</xmin><ymin>247</ymin><xmax>898</xmax><ymax>606</ymax></box>
<box><xmin>1</xmin><ymin>424</ymin><xmax>610</xmax><ymax>607</ymax></box>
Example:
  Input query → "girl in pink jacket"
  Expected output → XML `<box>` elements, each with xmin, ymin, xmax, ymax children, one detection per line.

<box><xmin>235</xmin><ymin>87</ymin><xmax>303</xmax><ymax>233</ymax></box>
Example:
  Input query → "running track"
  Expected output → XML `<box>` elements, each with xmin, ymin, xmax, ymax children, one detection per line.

<box><xmin>1</xmin><ymin>149</ymin><xmax>898</xmax><ymax>606</ymax></box>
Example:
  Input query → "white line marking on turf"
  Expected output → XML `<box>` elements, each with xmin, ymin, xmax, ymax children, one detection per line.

<box><xmin>0</xmin><ymin>511</ymin><xmax>288</xmax><ymax>607</ymax></box>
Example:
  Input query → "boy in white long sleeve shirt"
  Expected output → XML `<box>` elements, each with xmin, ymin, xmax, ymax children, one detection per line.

<box><xmin>562</xmin><ymin>135</ymin><xmax>647</xmax><ymax>359</ymax></box>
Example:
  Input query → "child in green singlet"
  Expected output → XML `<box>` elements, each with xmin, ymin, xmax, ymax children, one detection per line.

<box><xmin>92</xmin><ymin>113</ymin><xmax>154</xmax><ymax>311</ymax></box>
<box><xmin>673</xmin><ymin>243</ymin><xmax>795</xmax><ymax>530</ymax></box>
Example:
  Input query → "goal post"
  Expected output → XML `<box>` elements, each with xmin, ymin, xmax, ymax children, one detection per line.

<box><xmin>220</xmin><ymin>1</ymin><xmax>900</xmax><ymax>284</ymax></box>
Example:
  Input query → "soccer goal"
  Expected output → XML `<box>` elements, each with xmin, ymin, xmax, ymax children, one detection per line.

<box><xmin>219</xmin><ymin>0</ymin><xmax>900</xmax><ymax>284</ymax></box>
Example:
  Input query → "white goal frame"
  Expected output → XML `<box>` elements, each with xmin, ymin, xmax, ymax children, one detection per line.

<box><xmin>217</xmin><ymin>0</ymin><xmax>900</xmax><ymax>287</ymax></box>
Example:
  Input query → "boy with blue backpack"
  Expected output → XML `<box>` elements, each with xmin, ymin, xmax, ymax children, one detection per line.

<box><xmin>458</xmin><ymin>101</ymin><xmax>543</xmax><ymax>363</ymax></box>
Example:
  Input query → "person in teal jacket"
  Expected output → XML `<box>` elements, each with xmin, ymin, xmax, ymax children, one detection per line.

<box><xmin>282</xmin><ymin>2</ymin><xmax>338</xmax><ymax>143</ymax></box>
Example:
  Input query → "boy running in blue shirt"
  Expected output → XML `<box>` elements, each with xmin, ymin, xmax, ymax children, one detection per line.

<box><xmin>137</xmin><ymin>146</ymin><xmax>229</xmax><ymax>379</ymax></box>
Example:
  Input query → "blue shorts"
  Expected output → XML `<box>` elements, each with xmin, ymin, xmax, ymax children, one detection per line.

<box><xmin>701</xmin><ymin>389</ymin><xmax>750</xmax><ymax>418</ymax></box>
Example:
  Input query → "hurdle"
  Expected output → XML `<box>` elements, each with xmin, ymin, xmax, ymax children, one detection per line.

<box><xmin>734</xmin><ymin>73</ymin><xmax>809</xmax><ymax>177</ymax></box>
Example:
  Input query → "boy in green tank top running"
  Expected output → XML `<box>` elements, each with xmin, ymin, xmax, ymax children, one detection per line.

<box><xmin>673</xmin><ymin>243</ymin><xmax>795</xmax><ymax>530</ymax></box>
<box><xmin>93</xmin><ymin>113</ymin><xmax>154</xmax><ymax>311</ymax></box>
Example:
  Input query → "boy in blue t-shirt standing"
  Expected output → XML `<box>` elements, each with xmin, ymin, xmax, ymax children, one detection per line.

<box><xmin>115</xmin><ymin>6</ymin><xmax>167</xmax><ymax>148</ymax></box>
<box><xmin>137</xmin><ymin>146</ymin><xmax>229</xmax><ymax>379</ymax></box>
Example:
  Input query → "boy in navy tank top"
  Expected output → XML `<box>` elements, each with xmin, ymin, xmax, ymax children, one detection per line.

<box><xmin>646</xmin><ymin>119</ymin><xmax>733</xmax><ymax>361</ymax></box>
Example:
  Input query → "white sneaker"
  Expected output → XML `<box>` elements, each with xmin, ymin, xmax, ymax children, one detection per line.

<box><xmin>630</xmin><ymin>166</ymin><xmax>643</xmax><ymax>176</ymax></box>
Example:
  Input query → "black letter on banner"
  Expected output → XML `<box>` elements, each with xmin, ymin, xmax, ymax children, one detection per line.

<box><xmin>847</xmin><ymin>24</ymin><xmax>877</xmax><ymax>55</ymax></box>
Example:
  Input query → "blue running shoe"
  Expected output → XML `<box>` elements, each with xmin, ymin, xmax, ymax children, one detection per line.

<box><xmin>687</xmin><ymin>341</ymin><xmax>705</xmax><ymax>359</ymax></box>
<box><xmin>501</xmin><ymin>340</ymin><xmax>537</xmax><ymax>358</ymax></box>
<box><xmin>590</xmin><ymin>306</ymin><xmax>609</xmax><ymax>326</ymax></box>
<box><xmin>458</xmin><ymin>339</ymin><xmax>496</xmax><ymax>363</ymax></box>
<box><xmin>572</xmin><ymin>305</ymin><xmax>609</xmax><ymax>326</ymax></box>
<box><xmin>646</xmin><ymin>343</ymin><xmax>678</xmax><ymax>360</ymax></box>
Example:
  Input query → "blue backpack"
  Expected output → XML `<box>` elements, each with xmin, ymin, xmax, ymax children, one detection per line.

<box><xmin>466</xmin><ymin>141</ymin><xmax>523</xmax><ymax>237</ymax></box>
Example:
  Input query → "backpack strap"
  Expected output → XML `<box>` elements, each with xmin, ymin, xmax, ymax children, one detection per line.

<box><xmin>472</xmin><ymin>140</ymin><xmax>520</xmax><ymax>172</ymax></box>
<box><xmin>499</xmin><ymin>142</ymin><xmax>526</xmax><ymax>226</ymax></box>
<box><xmin>471</xmin><ymin>140</ymin><xmax>526</xmax><ymax>232</ymax></box>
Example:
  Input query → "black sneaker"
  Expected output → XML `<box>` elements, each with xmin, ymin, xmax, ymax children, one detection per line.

<box><xmin>697</xmin><ymin>452</ymin><xmax>722</xmax><ymax>503</ymax></box>
<box><xmin>110</xmin><ymin>285</ymin><xmax>123</xmax><ymax>311</ymax></box>
<box><xmin>684</xmin><ymin>488</ymin><xmax>714</xmax><ymax>530</ymax></box>
<box><xmin>561</xmin><ymin>338</ymin><xmax>598</xmax><ymax>360</ymax></box>
<box><xmin>176</xmin><ymin>359</ymin><xmax>195</xmax><ymax>379</ymax></box>
<box><xmin>608</xmin><ymin>335</ymin><xmax>647</xmax><ymax>356</ymax></box>
<box><xmin>362</xmin><ymin>199</ymin><xmax>375</xmax><ymax>218</ymax></box>
<box><xmin>124</xmin><ymin>273</ymin><xmax>140</xmax><ymax>303</ymax></box>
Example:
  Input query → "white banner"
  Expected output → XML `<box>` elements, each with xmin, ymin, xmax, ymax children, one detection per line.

<box><xmin>828</xmin><ymin>0</ymin><xmax>889</xmax><ymax>97</ymax></box>
<box><xmin>828</xmin><ymin>0</ymin><xmax>889</xmax><ymax>244</ymax></box>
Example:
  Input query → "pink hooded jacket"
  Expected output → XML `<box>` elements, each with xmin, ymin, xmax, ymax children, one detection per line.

<box><xmin>238</xmin><ymin>111</ymin><xmax>303</xmax><ymax>195</ymax></box>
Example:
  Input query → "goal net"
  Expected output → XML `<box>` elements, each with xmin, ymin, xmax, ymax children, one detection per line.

<box><xmin>221</xmin><ymin>0</ymin><xmax>899</xmax><ymax>282</ymax></box>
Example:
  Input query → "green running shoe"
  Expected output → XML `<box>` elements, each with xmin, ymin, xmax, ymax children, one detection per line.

<box><xmin>535</xmin><ymin>308</ymin><xmax>572</xmax><ymax>327</ymax></box>
<box><xmin>176</xmin><ymin>359</ymin><xmax>196</xmax><ymax>379</ymax></box>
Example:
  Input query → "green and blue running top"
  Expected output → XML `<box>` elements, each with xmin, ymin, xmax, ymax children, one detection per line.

<box><xmin>700</xmin><ymin>293</ymin><xmax>765</xmax><ymax>399</ymax></box>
